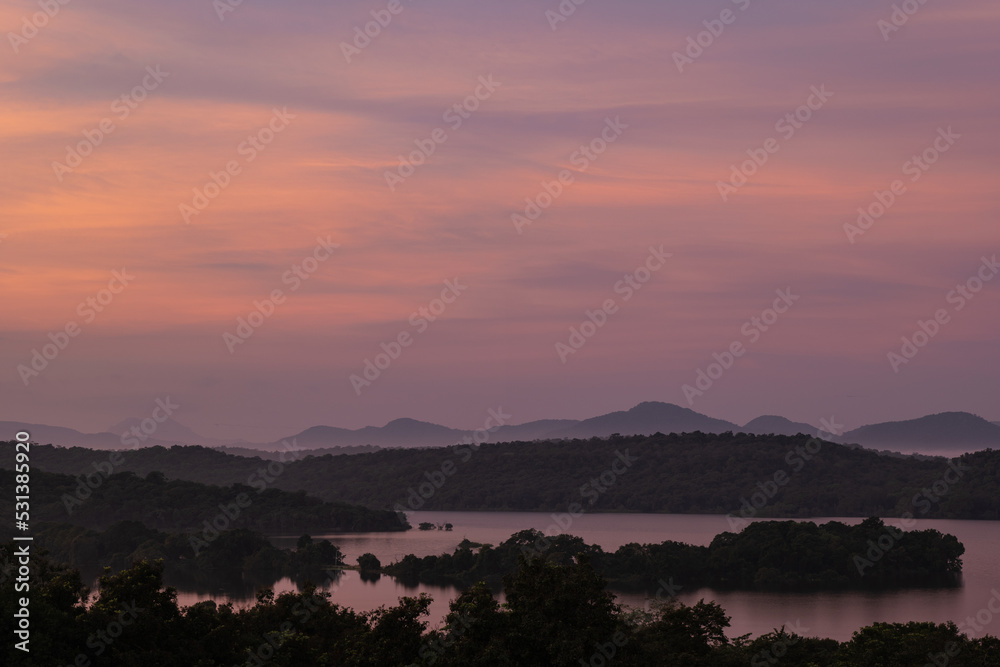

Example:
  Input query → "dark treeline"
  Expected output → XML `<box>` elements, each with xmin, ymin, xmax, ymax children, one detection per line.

<box><xmin>215</xmin><ymin>444</ymin><xmax>384</xmax><ymax>460</ymax></box>
<box><xmin>12</xmin><ymin>434</ymin><xmax>1000</xmax><ymax>519</ymax></box>
<box><xmin>28</xmin><ymin>517</ymin><xmax>967</xmax><ymax>596</ymax></box>
<box><xmin>0</xmin><ymin>464</ymin><xmax>406</xmax><ymax>535</ymax></box>
<box><xmin>383</xmin><ymin>519</ymin><xmax>965</xmax><ymax>591</ymax></box>
<box><xmin>29</xmin><ymin>521</ymin><xmax>346</xmax><ymax>591</ymax></box>
<box><xmin>2</xmin><ymin>547</ymin><xmax>998</xmax><ymax>667</ymax></box>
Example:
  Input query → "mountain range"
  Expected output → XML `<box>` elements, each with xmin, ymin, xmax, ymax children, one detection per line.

<box><xmin>4</xmin><ymin>403</ymin><xmax>999</xmax><ymax>456</ymax></box>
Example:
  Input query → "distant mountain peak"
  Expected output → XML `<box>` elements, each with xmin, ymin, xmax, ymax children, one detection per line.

<box><xmin>10</xmin><ymin>403</ymin><xmax>998</xmax><ymax>456</ymax></box>
<box><xmin>298</xmin><ymin>425</ymin><xmax>353</xmax><ymax>437</ymax></box>
<box><xmin>853</xmin><ymin>411</ymin><xmax>994</xmax><ymax>430</ymax></box>
<box><xmin>383</xmin><ymin>417</ymin><xmax>434</xmax><ymax>427</ymax></box>
<box><xmin>629</xmin><ymin>401</ymin><xmax>691</xmax><ymax>415</ymax></box>
<box><xmin>844</xmin><ymin>411</ymin><xmax>1000</xmax><ymax>453</ymax></box>
<box><xmin>550</xmin><ymin>401</ymin><xmax>738</xmax><ymax>439</ymax></box>
<box><xmin>747</xmin><ymin>414</ymin><xmax>790</xmax><ymax>422</ymax></box>
<box><xmin>378</xmin><ymin>418</ymin><xmax>458</xmax><ymax>433</ymax></box>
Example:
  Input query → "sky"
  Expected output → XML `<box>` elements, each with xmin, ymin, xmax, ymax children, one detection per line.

<box><xmin>2</xmin><ymin>0</ymin><xmax>998</xmax><ymax>441</ymax></box>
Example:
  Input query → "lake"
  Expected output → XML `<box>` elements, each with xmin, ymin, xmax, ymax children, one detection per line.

<box><xmin>172</xmin><ymin>511</ymin><xmax>1000</xmax><ymax>642</ymax></box>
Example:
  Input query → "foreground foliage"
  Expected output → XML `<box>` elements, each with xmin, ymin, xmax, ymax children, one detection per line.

<box><xmin>31</xmin><ymin>521</ymin><xmax>346</xmax><ymax>591</ymax></box>
<box><xmin>2</xmin><ymin>547</ymin><xmax>997</xmax><ymax>666</ymax></box>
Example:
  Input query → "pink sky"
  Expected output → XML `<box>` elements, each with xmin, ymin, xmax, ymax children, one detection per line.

<box><xmin>2</xmin><ymin>0</ymin><xmax>998</xmax><ymax>440</ymax></box>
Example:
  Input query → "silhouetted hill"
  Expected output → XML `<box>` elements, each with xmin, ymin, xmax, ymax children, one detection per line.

<box><xmin>372</xmin><ymin>417</ymin><xmax>464</xmax><ymax>442</ymax></box>
<box><xmin>108</xmin><ymin>416</ymin><xmax>220</xmax><ymax>447</ymax></box>
<box><xmin>742</xmin><ymin>415</ymin><xmax>818</xmax><ymax>437</ymax></box>
<box><xmin>11</xmin><ymin>436</ymin><xmax>998</xmax><ymax>520</ymax></box>
<box><xmin>0</xmin><ymin>464</ymin><xmax>405</xmax><ymax>536</ymax></box>
<box><xmin>0</xmin><ymin>421</ymin><xmax>169</xmax><ymax>450</ymax></box>
<box><xmin>844</xmin><ymin>412</ymin><xmax>1000</xmax><ymax>454</ymax></box>
<box><xmin>8</xmin><ymin>404</ymin><xmax>997</xmax><ymax>455</ymax></box>
<box><xmin>549</xmin><ymin>402</ymin><xmax>738</xmax><ymax>439</ymax></box>
<box><xmin>0</xmin><ymin>418</ymin><xmax>219</xmax><ymax>450</ymax></box>
<box><xmin>214</xmin><ymin>444</ymin><xmax>382</xmax><ymax>460</ymax></box>
<box><xmin>199</xmin><ymin>403</ymin><xmax>742</xmax><ymax>451</ymax></box>
<box><xmin>284</xmin><ymin>418</ymin><xmax>464</xmax><ymax>449</ymax></box>
<box><xmin>492</xmin><ymin>419</ymin><xmax>581</xmax><ymax>441</ymax></box>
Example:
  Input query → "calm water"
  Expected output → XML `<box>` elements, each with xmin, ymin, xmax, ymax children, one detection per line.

<box><xmin>172</xmin><ymin>511</ymin><xmax>1000</xmax><ymax>642</ymax></box>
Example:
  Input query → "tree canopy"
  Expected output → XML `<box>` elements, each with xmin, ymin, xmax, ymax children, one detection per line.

<box><xmin>2</xmin><ymin>545</ymin><xmax>997</xmax><ymax>666</ymax></box>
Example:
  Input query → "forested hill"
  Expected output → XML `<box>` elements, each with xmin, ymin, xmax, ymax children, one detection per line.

<box><xmin>0</xmin><ymin>465</ymin><xmax>406</xmax><ymax>536</ymax></box>
<box><xmin>6</xmin><ymin>434</ymin><xmax>1000</xmax><ymax>520</ymax></box>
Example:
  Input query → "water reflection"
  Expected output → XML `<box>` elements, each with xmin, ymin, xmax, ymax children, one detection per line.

<box><xmin>150</xmin><ymin>511</ymin><xmax>1000</xmax><ymax>640</ymax></box>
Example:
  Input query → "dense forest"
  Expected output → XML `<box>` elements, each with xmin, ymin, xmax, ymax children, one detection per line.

<box><xmin>0</xmin><ymin>465</ymin><xmax>406</xmax><ymax>535</ymax></box>
<box><xmin>2</xmin><ymin>435</ymin><xmax>997</xmax><ymax>664</ymax></box>
<box><xmin>30</xmin><ymin>521</ymin><xmax>347</xmax><ymax>592</ymax></box>
<box><xmin>383</xmin><ymin>519</ymin><xmax>965</xmax><ymax>591</ymax></box>
<box><xmin>10</xmin><ymin>434</ymin><xmax>1000</xmax><ymax>519</ymax></box>
<box><xmin>30</xmin><ymin>517</ymin><xmax>964</xmax><ymax>597</ymax></box>
<box><xmin>2</xmin><ymin>546</ymin><xmax>997</xmax><ymax>666</ymax></box>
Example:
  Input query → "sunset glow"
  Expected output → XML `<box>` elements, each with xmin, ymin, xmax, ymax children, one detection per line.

<box><xmin>3</xmin><ymin>0</ymin><xmax>998</xmax><ymax>439</ymax></box>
